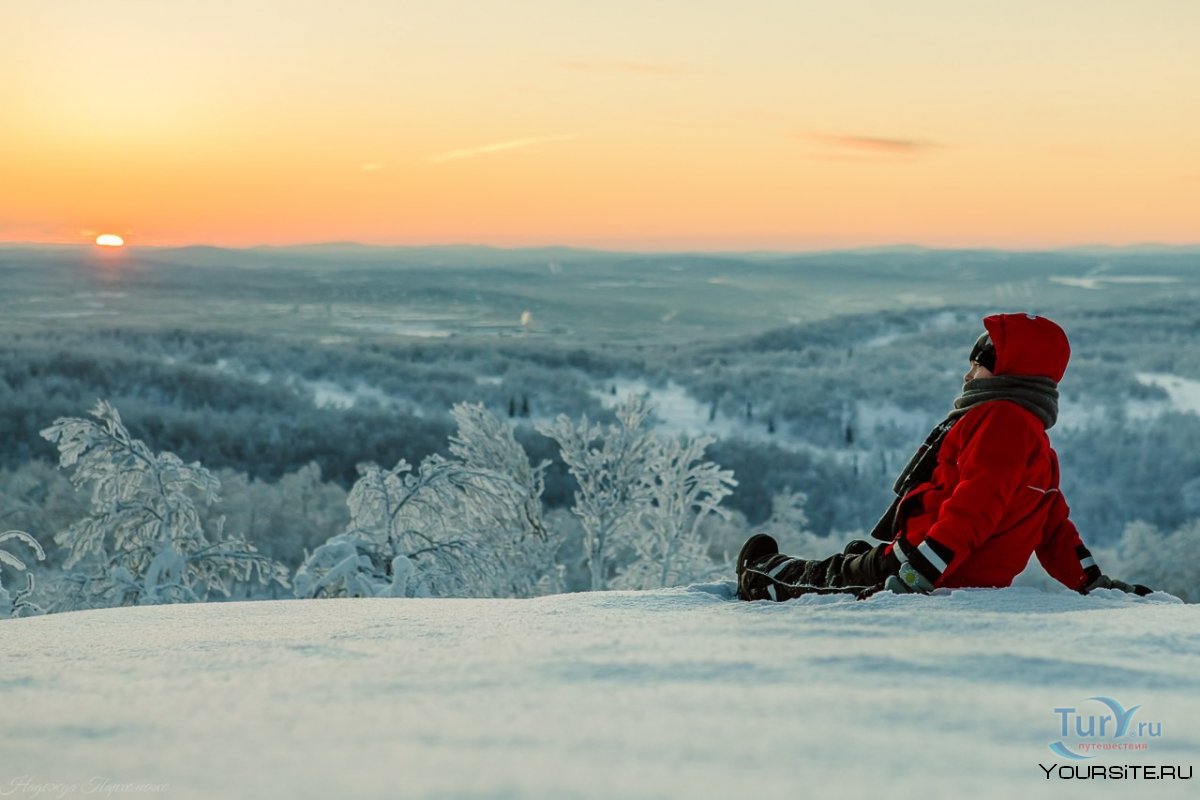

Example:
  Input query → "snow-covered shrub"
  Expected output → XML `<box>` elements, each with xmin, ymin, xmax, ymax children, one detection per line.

<box><xmin>447</xmin><ymin>402</ymin><xmax>561</xmax><ymax>595</ymax></box>
<box><xmin>296</xmin><ymin>403</ymin><xmax>558</xmax><ymax>599</ymax></box>
<box><xmin>613</xmin><ymin>433</ymin><xmax>737</xmax><ymax>589</ymax></box>
<box><xmin>209</xmin><ymin>462</ymin><xmax>349</xmax><ymax>568</ymax></box>
<box><xmin>0</xmin><ymin>530</ymin><xmax>46</xmax><ymax>618</ymax></box>
<box><xmin>751</xmin><ymin>489</ymin><xmax>862</xmax><ymax>561</ymax></box>
<box><xmin>537</xmin><ymin>395</ymin><xmax>657</xmax><ymax>590</ymax></box>
<box><xmin>1109</xmin><ymin>520</ymin><xmax>1200</xmax><ymax>602</ymax></box>
<box><xmin>0</xmin><ymin>461</ymin><xmax>91</xmax><ymax>547</ymax></box>
<box><xmin>40</xmin><ymin>401</ymin><xmax>289</xmax><ymax>611</ymax></box>
<box><xmin>698</xmin><ymin>508</ymin><xmax>752</xmax><ymax>568</ymax></box>
<box><xmin>543</xmin><ymin>507</ymin><xmax>591</xmax><ymax>591</ymax></box>
<box><xmin>756</xmin><ymin>489</ymin><xmax>812</xmax><ymax>552</ymax></box>
<box><xmin>293</xmin><ymin>533</ymin><xmax>414</xmax><ymax>598</ymax></box>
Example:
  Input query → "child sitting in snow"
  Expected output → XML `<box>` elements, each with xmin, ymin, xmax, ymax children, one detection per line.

<box><xmin>736</xmin><ymin>313</ymin><xmax>1151</xmax><ymax>601</ymax></box>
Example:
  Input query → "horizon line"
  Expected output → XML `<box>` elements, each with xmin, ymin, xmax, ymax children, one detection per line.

<box><xmin>2</xmin><ymin>239</ymin><xmax>1199</xmax><ymax>257</ymax></box>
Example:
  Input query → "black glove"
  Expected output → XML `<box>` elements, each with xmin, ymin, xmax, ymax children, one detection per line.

<box><xmin>1084</xmin><ymin>574</ymin><xmax>1152</xmax><ymax>597</ymax></box>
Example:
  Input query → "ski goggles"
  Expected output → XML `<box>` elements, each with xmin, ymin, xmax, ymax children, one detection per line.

<box><xmin>969</xmin><ymin>332</ymin><xmax>996</xmax><ymax>371</ymax></box>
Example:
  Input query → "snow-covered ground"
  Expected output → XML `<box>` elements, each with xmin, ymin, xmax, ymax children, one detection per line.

<box><xmin>1049</xmin><ymin>276</ymin><xmax>1180</xmax><ymax>291</ymax></box>
<box><xmin>596</xmin><ymin>372</ymin><xmax>1200</xmax><ymax>445</ymax></box>
<box><xmin>211</xmin><ymin>358</ymin><xmax>409</xmax><ymax>412</ymax></box>
<box><xmin>854</xmin><ymin>400</ymin><xmax>932</xmax><ymax>435</ymax></box>
<box><xmin>305</xmin><ymin>379</ymin><xmax>394</xmax><ymax>411</ymax></box>
<box><xmin>592</xmin><ymin>378</ymin><xmax>855</xmax><ymax>456</ymax></box>
<box><xmin>3</xmin><ymin>587</ymin><xmax>1196</xmax><ymax>799</ymax></box>
<box><xmin>863</xmin><ymin>309</ymin><xmax>963</xmax><ymax>348</ymax></box>
<box><xmin>1134</xmin><ymin>373</ymin><xmax>1200</xmax><ymax>416</ymax></box>
<box><xmin>594</xmin><ymin>379</ymin><xmax>719</xmax><ymax>437</ymax></box>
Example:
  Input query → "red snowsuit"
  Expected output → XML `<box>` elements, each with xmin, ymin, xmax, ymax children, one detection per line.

<box><xmin>885</xmin><ymin>314</ymin><xmax>1100</xmax><ymax>591</ymax></box>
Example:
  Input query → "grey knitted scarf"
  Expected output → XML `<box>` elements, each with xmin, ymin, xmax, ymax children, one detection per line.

<box><xmin>951</xmin><ymin>375</ymin><xmax>1058</xmax><ymax>430</ymax></box>
<box><xmin>869</xmin><ymin>375</ymin><xmax>1059</xmax><ymax>541</ymax></box>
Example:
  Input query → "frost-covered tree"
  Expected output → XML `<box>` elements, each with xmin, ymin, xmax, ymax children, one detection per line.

<box><xmin>752</xmin><ymin>488</ymin><xmax>860</xmax><ymax>560</ymax></box>
<box><xmin>296</xmin><ymin>403</ymin><xmax>558</xmax><ymax>599</ymax></box>
<box><xmin>40</xmin><ymin>401</ymin><xmax>289</xmax><ymax>611</ymax></box>
<box><xmin>614</xmin><ymin>433</ymin><xmax>736</xmax><ymax>589</ymax></box>
<box><xmin>1</xmin><ymin>530</ymin><xmax>45</xmax><ymax>618</ymax></box>
<box><xmin>1109</xmin><ymin>520</ymin><xmax>1200</xmax><ymax>603</ymax></box>
<box><xmin>209</xmin><ymin>463</ymin><xmax>348</xmax><ymax>569</ymax></box>
<box><xmin>757</xmin><ymin>489</ymin><xmax>815</xmax><ymax>555</ymax></box>
<box><xmin>447</xmin><ymin>403</ymin><xmax>561</xmax><ymax>595</ymax></box>
<box><xmin>761</xmin><ymin>489</ymin><xmax>812</xmax><ymax>538</ymax></box>
<box><xmin>0</xmin><ymin>461</ymin><xmax>90</xmax><ymax>546</ymax></box>
<box><xmin>537</xmin><ymin>395</ymin><xmax>657</xmax><ymax>590</ymax></box>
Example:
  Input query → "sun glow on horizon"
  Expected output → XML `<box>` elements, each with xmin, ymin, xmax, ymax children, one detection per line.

<box><xmin>95</xmin><ymin>234</ymin><xmax>125</xmax><ymax>248</ymax></box>
<box><xmin>4</xmin><ymin>2</ymin><xmax>1197</xmax><ymax>250</ymax></box>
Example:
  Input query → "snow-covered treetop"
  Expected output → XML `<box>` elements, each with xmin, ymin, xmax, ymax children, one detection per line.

<box><xmin>40</xmin><ymin>400</ymin><xmax>287</xmax><ymax>609</ymax></box>
<box><xmin>0</xmin><ymin>529</ymin><xmax>46</xmax><ymax>618</ymax></box>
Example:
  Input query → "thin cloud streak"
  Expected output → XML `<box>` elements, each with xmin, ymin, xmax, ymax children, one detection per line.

<box><xmin>805</xmin><ymin>133</ymin><xmax>943</xmax><ymax>156</ymax></box>
<box><xmin>428</xmin><ymin>136</ymin><xmax>573</xmax><ymax>165</ymax></box>
<box><xmin>560</xmin><ymin>60</ymin><xmax>681</xmax><ymax>75</ymax></box>
<box><xmin>811</xmin><ymin>153</ymin><xmax>910</xmax><ymax>163</ymax></box>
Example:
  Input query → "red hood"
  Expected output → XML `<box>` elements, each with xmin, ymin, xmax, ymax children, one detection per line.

<box><xmin>982</xmin><ymin>313</ymin><xmax>1070</xmax><ymax>382</ymax></box>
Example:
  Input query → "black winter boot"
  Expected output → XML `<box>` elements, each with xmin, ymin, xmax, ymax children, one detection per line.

<box><xmin>842</xmin><ymin>539</ymin><xmax>873</xmax><ymax>556</ymax></box>
<box><xmin>737</xmin><ymin>539</ymin><xmax>898</xmax><ymax>602</ymax></box>
<box><xmin>736</xmin><ymin>534</ymin><xmax>779</xmax><ymax>600</ymax></box>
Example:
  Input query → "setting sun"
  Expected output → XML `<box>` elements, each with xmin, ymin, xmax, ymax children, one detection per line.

<box><xmin>95</xmin><ymin>234</ymin><xmax>125</xmax><ymax>247</ymax></box>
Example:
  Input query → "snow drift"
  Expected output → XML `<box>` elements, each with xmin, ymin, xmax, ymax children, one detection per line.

<box><xmin>2</xmin><ymin>585</ymin><xmax>1197</xmax><ymax>799</ymax></box>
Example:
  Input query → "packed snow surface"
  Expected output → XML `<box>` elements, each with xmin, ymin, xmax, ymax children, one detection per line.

<box><xmin>3</xmin><ymin>586</ymin><xmax>1198</xmax><ymax>799</ymax></box>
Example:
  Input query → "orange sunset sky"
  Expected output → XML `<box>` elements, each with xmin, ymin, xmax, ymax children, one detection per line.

<box><xmin>2</xmin><ymin>0</ymin><xmax>1197</xmax><ymax>251</ymax></box>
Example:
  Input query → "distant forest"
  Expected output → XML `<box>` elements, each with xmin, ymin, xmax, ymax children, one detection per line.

<box><xmin>6</xmin><ymin>301</ymin><xmax>1200</xmax><ymax>547</ymax></box>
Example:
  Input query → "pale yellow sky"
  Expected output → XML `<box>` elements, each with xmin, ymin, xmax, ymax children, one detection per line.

<box><xmin>2</xmin><ymin>0</ymin><xmax>1197</xmax><ymax>249</ymax></box>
